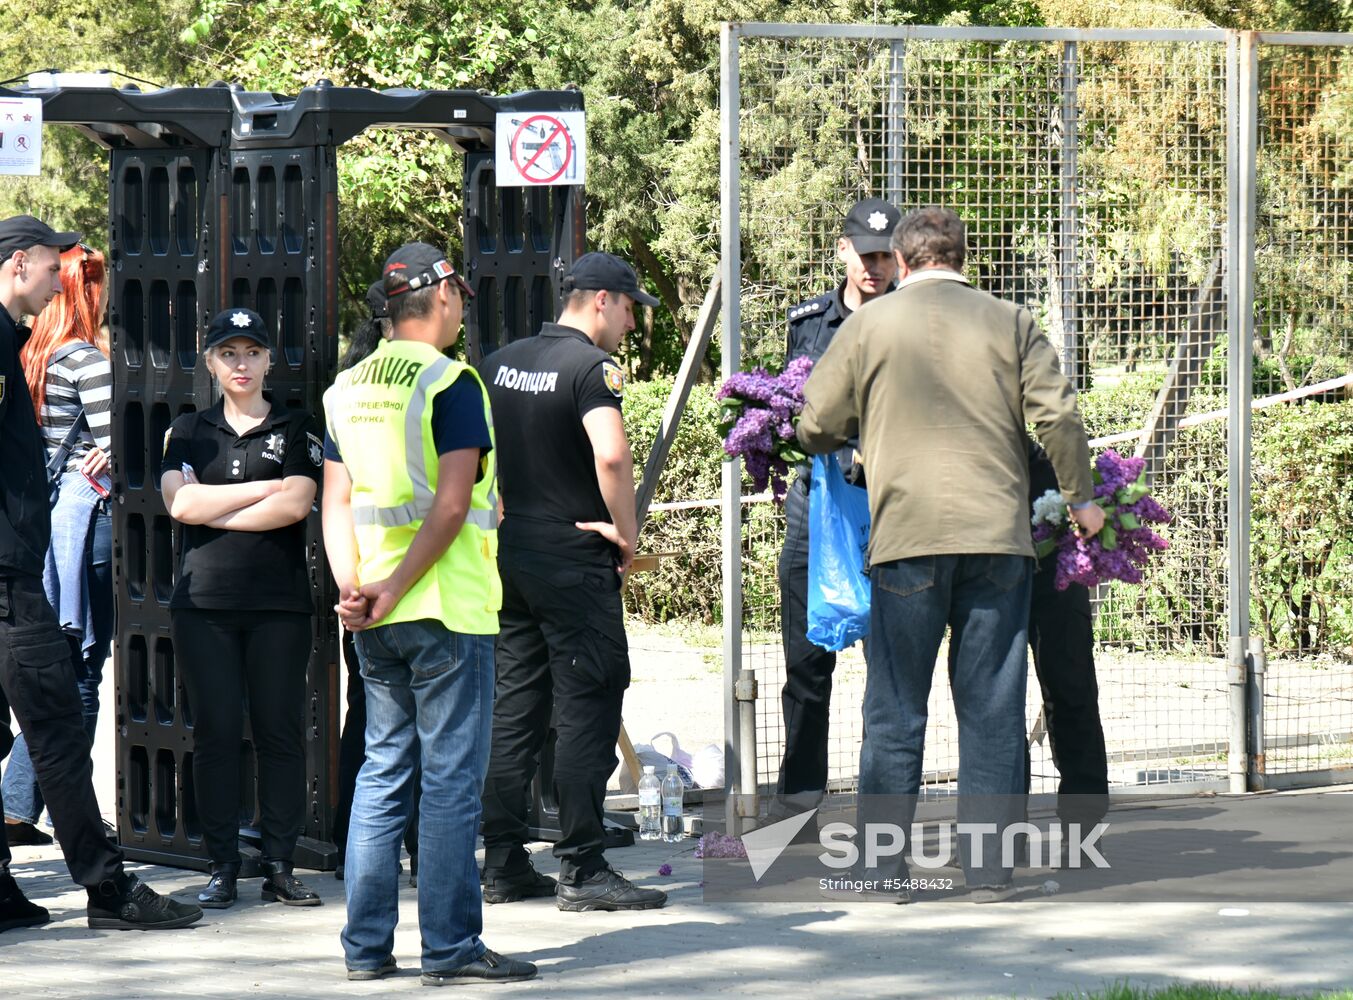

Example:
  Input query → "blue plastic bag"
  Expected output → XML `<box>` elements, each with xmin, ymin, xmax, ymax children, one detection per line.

<box><xmin>806</xmin><ymin>453</ymin><xmax>871</xmax><ymax>652</ymax></box>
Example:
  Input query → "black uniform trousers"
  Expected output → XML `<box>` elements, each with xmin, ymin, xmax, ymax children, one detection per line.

<box><xmin>0</xmin><ymin>573</ymin><xmax>122</xmax><ymax>889</ymax></box>
<box><xmin>171</xmin><ymin>608</ymin><xmax>310</xmax><ymax>864</ymax></box>
<box><xmin>775</xmin><ymin>475</ymin><xmax>838</xmax><ymax>797</ymax></box>
<box><xmin>1027</xmin><ymin>557</ymin><xmax>1110</xmax><ymax>826</ymax></box>
<box><xmin>481</xmin><ymin>546</ymin><xmax>629</xmax><ymax>884</ymax></box>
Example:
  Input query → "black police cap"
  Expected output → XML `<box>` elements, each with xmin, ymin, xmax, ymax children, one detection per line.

<box><xmin>365</xmin><ymin>280</ymin><xmax>389</xmax><ymax>319</ymax></box>
<box><xmin>382</xmin><ymin>242</ymin><xmax>473</xmax><ymax>300</ymax></box>
<box><xmin>842</xmin><ymin>198</ymin><xmax>902</xmax><ymax>254</ymax></box>
<box><xmin>563</xmin><ymin>252</ymin><xmax>659</xmax><ymax>308</ymax></box>
<box><xmin>204</xmin><ymin>308</ymin><xmax>272</xmax><ymax>351</ymax></box>
<box><xmin>0</xmin><ymin>214</ymin><xmax>83</xmax><ymax>265</ymax></box>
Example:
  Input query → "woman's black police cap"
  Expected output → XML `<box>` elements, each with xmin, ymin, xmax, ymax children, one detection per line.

<box><xmin>365</xmin><ymin>280</ymin><xmax>389</xmax><ymax>319</ymax></box>
<box><xmin>842</xmin><ymin>198</ymin><xmax>902</xmax><ymax>254</ymax></box>
<box><xmin>562</xmin><ymin>252</ymin><xmax>659</xmax><ymax>307</ymax></box>
<box><xmin>0</xmin><ymin>214</ymin><xmax>83</xmax><ymax>265</ymax></box>
<box><xmin>204</xmin><ymin>308</ymin><xmax>272</xmax><ymax>351</ymax></box>
<box><xmin>383</xmin><ymin>242</ymin><xmax>474</xmax><ymax>299</ymax></box>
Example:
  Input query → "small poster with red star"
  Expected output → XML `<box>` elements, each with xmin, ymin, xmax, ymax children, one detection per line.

<box><xmin>0</xmin><ymin>97</ymin><xmax>42</xmax><ymax>176</ymax></box>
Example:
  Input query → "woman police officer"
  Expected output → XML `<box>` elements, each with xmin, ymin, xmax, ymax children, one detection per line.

<box><xmin>160</xmin><ymin>308</ymin><xmax>323</xmax><ymax>908</ymax></box>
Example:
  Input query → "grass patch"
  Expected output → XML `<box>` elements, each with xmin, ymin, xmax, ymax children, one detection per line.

<box><xmin>1056</xmin><ymin>985</ymin><xmax>1353</xmax><ymax>999</ymax></box>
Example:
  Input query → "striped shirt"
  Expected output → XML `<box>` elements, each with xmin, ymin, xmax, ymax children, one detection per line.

<box><xmin>41</xmin><ymin>343</ymin><xmax>113</xmax><ymax>474</ymax></box>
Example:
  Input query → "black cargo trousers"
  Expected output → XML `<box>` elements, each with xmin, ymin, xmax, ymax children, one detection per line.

<box><xmin>0</xmin><ymin>573</ymin><xmax>122</xmax><ymax>888</ymax></box>
<box><xmin>480</xmin><ymin>545</ymin><xmax>629</xmax><ymax>885</ymax></box>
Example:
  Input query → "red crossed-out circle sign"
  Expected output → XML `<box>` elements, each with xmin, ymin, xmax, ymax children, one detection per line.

<box><xmin>510</xmin><ymin>114</ymin><xmax>574</xmax><ymax>185</ymax></box>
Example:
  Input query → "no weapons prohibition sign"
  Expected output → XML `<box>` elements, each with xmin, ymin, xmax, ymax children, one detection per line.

<box><xmin>494</xmin><ymin>111</ymin><xmax>586</xmax><ymax>187</ymax></box>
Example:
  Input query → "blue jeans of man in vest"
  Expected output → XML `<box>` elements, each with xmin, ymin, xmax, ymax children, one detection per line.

<box><xmin>340</xmin><ymin>620</ymin><xmax>494</xmax><ymax>974</ymax></box>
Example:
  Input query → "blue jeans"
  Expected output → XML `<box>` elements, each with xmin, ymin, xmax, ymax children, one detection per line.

<box><xmin>859</xmin><ymin>554</ymin><xmax>1032</xmax><ymax>886</ymax></box>
<box><xmin>2</xmin><ymin>477</ymin><xmax>112</xmax><ymax>825</ymax></box>
<box><xmin>341</xmin><ymin>620</ymin><xmax>494</xmax><ymax>973</ymax></box>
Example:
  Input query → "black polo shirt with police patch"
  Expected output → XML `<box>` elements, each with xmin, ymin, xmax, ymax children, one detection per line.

<box><xmin>160</xmin><ymin>398</ymin><xmax>323</xmax><ymax>613</ymax></box>
<box><xmin>478</xmin><ymin>322</ymin><xmax>623</xmax><ymax>564</ymax></box>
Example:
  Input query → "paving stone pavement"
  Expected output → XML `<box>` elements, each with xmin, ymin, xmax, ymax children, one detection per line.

<box><xmin>5</xmin><ymin>826</ymin><xmax>1353</xmax><ymax>1000</ymax></box>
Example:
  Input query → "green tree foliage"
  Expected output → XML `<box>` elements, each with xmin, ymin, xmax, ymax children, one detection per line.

<box><xmin>0</xmin><ymin>3</ymin><xmax>202</xmax><ymax>238</ymax></box>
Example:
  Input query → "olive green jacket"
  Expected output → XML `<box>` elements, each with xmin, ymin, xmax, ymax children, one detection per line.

<box><xmin>796</xmin><ymin>270</ymin><xmax>1093</xmax><ymax>564</ymax></box>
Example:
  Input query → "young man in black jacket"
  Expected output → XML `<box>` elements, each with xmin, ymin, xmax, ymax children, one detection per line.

<box><xmin>0</xmin><ymin>214</ymin><xmax>201</xmax><ymax>932</ymax></box>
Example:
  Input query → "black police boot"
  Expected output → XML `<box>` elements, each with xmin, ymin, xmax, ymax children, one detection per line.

<box><xmin>556</xmin><ymin>867</ymin><xmax>667</xmax><ymax>912</ymax></box>
<box><xmin>0</xmin><ymin>871</ymin><xmax>50</xmax><ymax>933</ymax></box>
<box><xmin>86</xmin><ymin>873</ymin><xmax>203</xmax><ymax>930</ymax></box>
<box><xmin>197</xmin><ymin>861</ymin><xmax>239</xmax><ymax>909</ymax></box>
<box><xmin>260</xmin><ymin>859</ymin><xmax>322</xmax><ymax>906</ymax></box>
<box><xmin>481</xmin><ymin>855</ymin><xmax>558</xmax><ymax>904</ymax></box>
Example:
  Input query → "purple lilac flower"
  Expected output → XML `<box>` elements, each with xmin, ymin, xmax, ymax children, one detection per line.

<box><xmin>658</xmin><ymin>863</ymin><xmax>673</xmax><ymax>877</ymax></box>
<box><xmin>1095</xmin><ymin>449</ymin><xmax>1146</xmax><ymax>493</ymax></box>
<box><xmin>692</xmin><ymin>831</ymin><xmax>747</xmax><ymax>860</ymax></box>
<box><xmin>719</xmin><ymin>360</ymin><xmax>814</xmax><ymax>502</ymax></box>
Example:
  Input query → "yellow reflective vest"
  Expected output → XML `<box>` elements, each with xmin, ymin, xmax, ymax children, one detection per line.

<box><xmin>323</xmin><ymin>338</ymin><xmax>500</xmax><ymax>634</ymax></box>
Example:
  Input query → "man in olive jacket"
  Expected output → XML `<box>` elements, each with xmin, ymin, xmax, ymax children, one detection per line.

<box><xmin>797</xmin><ymin>206</ymin><xmax>1103</xmax><ymax>898</ymax></box>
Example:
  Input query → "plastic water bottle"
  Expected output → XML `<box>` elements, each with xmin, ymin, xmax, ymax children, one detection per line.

<box><xmin>638</xmin><ymin>765</ymin><xmax>662</xmax><ymax>840</ymax></box>
<box><xmin>661</xmin><ymin>763</ymin><xmax>685</xmax><ymax>842</ymax></box>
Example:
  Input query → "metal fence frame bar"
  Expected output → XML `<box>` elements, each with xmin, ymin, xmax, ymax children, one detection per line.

<box><xmin>728</xmin><ymin>22</ymin><xmax>1353</xmax><ymax>45</ymax></box>
<box><xmin>720</xmin><ymin>22</ymin><xmax>749</xmax><ymax>836</ymax></box>
<box><xmin>1226</xmin><ymin>30</ymin><xmax>1260</xmax><ymax>793</ymax></box>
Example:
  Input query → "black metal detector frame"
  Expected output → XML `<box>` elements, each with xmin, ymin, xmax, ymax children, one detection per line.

<box><xmin>2</xmin><ymin>79</ymin><xmax>585</xmax><ymax>871</ymax></box>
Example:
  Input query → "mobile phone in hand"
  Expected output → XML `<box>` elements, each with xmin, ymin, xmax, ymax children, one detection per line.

<box><xmin>82</xmin><ymin>470</ymin><xmax>112</xmax><ymax>498</ymax></box>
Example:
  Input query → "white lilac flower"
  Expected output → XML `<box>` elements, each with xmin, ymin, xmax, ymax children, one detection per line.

<box><xmin>1031</xmin><ymin>489</ymin><xmax>1067</xmax><ymax>528</ymax></box>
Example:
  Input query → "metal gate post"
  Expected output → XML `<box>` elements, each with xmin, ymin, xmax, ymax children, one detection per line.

<box><xmin>1225</xmin><ymin>30</ymin><xmax>1259</xmax><ymax>794</ymax></box>
<box><xmin>1058</xmin><ymin>41</ymin><xmax>1083</xmax><ymax>389</ymax></box>
<box><xmin>886</xmin><ymin>41</ymin><xmax>906</xmax><ymax>206</ymax></box>
<box><xmin>720</xmin><ymin>22</ymin><xmax>754</xmax><ymax>835</ymax></box>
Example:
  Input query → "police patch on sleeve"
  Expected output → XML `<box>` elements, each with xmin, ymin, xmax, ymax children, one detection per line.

<box><xmin>602</xmin><ymin>362</ymin><xmax>625</xmax><ymax>398</ymax></box>
<box><xmin>307</xmin><ymin>432</ymin><xmax>324</xmax><ymax>467</ymax></box>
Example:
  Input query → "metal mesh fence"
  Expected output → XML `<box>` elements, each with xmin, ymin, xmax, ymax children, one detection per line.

<box><xmin>1252</xmin><ymin>43</ymin><xmax>1353</xmax><ymax>778</ymax></box>
<box><xmin>723</xmin><ymin>26</ymin><xmax>1353</xmax><ymax>810</ymax></box>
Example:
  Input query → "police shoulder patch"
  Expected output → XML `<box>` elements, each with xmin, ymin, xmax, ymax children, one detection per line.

<box><xmin>0</xmin><ymin>373</ymin><xmax>6</xmax><ymax>404</ymax></box>
<box><xmin>787</xmin><ymin>298</ymin><xmax>827</xmax><ymax>323</ymax></box>
<box><xmin>602</xmin><ymin>362</ymin><xmax>625</xmax><ymax>398</ymax></box>
<box><xmin>306</xmin><ymin>431</ymin><xmax>325</xmax><ymax>467</ymax></box>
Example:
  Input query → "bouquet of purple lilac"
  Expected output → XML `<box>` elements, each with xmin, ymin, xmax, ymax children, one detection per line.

<box><xmin>717</xmin><ymin>356</ymin><xmax>814</xmax><ymax>502</ymax></box>
<box><xmin>1032</xmin><ymin>449</ymin><xmax>1172</xmax><ymax>591</ymax></box>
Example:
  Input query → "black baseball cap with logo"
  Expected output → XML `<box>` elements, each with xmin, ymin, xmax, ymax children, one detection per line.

<box><xmin>0</xmin><ymin>214</ymin><xmax>83</xmax><ymax>265</ymax></box>
<box><xmin>382</xmin><ymin>242</ymin><xmax>474</xmax><ymax>299</ymax></box>
<box><xmin>204</xmin><ymin>307</ymin><xmax>273</xmax><ymax>351</ymax></box>
<box><xmin>563</xmin><ymin>252</ymin><xmax>659</xmax><ymax>307</ymax></box>
<box><xmin>842</xmin><ymin>198</ymin><xmax>902</xmax><ymax>254</ymax></box>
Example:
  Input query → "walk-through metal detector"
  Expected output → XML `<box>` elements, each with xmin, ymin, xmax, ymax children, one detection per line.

<box><xmin>2</xmin><ymin>79</ymin><xmax>584</xmax><ymax>872</ymax></box>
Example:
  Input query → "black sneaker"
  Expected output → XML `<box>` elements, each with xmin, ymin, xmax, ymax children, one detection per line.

<box><xmin>481</xmin><ymin>859</ymin><xmax>558</xmax><ymax>904</ymax></box>
<box><xmin>347</xmin><ymin>956</ymin><xmax>398</xmax><ymax>981</ymax></box>
<box><xmin>421</xmin><ymin>948</ymin><xmax>536</xmax><ymax>985</ymax></box>
<box><xmin>87</xmin><ymin>874</ymin><xmax>203</xmax><ymax>930</ymax></box>
<box><xmin>4</xmin><ymin>821</ymin><xmax>53</xmax><ymax>847</ymax></box>
<box><xmin>0</xmin><ymin>872</ymin><xmax>51</xmax><ymax>933</ymax></box>
<box><xmin>556</xmin><ymin>868</ymin><xmax>667</xmax><ymax>912</ymax></box>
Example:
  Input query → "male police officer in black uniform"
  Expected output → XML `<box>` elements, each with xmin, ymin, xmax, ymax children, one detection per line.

<box><xmin>774</xmin><ymin>198</ymin><xmax>901</xmax><ymax>817</ymax></box>
<box><xmin>0</xmin><ymin>214</ymin><xmax>202</xmax><ymax>932</ymax></box>
<box><xmin>477</xmin><ymin>252</ymin><xmax>667</xmax><ymax>912</ymax></box>
<box><xmin>1026</xmin><ymin>441</ymin><xmax>1110</xmax><ymax>836</ymax></box>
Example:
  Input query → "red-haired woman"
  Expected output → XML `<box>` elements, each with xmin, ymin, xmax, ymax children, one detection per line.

<box><xmin>2</xmin><ymin>244</ymin><xmax>115</xmax><ymax>846</ymax></box>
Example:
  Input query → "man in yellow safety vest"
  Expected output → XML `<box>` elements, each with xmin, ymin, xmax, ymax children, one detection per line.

<box><xmin>322</xmin><ymin>241</ymin><xmax>534</xmax><ymax>986</ymax></box>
